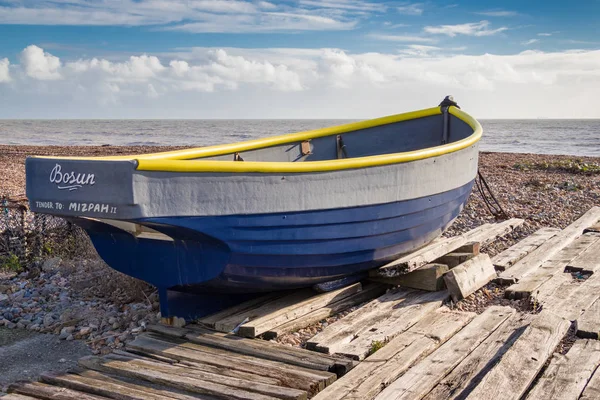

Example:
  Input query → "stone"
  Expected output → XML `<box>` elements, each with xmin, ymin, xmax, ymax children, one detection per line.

<box><xmin>0</xmin><ymin>284</ymin><xmax>11</xmax><ymax>294</ymax></box>
<box><xmin>43</xmin><ymin>314</ymin><xmax>55</xmax><ymax>327</ymax></box>
<box><xmin>66</xmin><ymin>334</ymin><xmax>74</xmax><ymax>341</ymax></box>
<box><xmin>79</xmin><ymin>327</ymin><xmax>92</xmax><ymax>336</ymax></box>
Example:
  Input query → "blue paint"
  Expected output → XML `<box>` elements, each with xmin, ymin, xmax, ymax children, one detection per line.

<box><xmin>72</xmin><ymin>180</ymin><xmax>473</xmax><ymax>317</ymax></box>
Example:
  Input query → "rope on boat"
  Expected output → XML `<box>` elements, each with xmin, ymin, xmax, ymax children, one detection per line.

<box><xmin>475</xmin><ymin>171</ymin><xmax>510</xmax><ymax>220</ymax></box>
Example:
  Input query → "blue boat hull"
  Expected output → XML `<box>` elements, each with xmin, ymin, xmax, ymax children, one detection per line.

<box><xmin>73</xmin><ymin>180</ymin><xmax>473</xmax><ymax>294</ymax></box>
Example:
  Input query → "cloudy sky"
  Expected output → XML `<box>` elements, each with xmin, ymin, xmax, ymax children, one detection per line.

<box><xmin>0</xmin><ymin>0</ymin><xmax>599</xmax><ymax>119</ymax></box>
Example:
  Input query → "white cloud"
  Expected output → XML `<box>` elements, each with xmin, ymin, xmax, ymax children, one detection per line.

<box><xmin>0</xmin><ymin>58</ymin><xmax>10</xmax><ymax>82</ymax></box>
<box><xmin>0</xmin><ymin>0</ymin><xmax>371</xmax><ymax>32</ymax></box>
<box><xmin>424</xmin><ymin>20</ymin><xmax>508</xmax><ymax>37</ymax></box>
<box><xmin>20</xmin><ymin>45</ymin><xmax>62</xmax><ymax>80</ymax></box>
<box><xmin>538</xmin><ymin>33</ymin><xmax>552</xmax><ymax>36</ymax></box>
<box><xmin>2</xmin><ymin>45</ymin><xmax>600</xmax><ymax>118</ymax></box>
<box><xmin>522</xmin><ymin>39</ymin><xmax>539</xmax><ymax>46</ymax></box>
<box><xmin>474</xmin><ymin>10</ymin><xmax>518</xmax><ymax>17</ymax></box>
<box><xmin>397</xmin><ymin>3</ymin><xmax>423</xmax><ymax>16</ymax></box>
<box><xmin>368</xmin><ymin>34</ymin><xmax>436</xmax><ymax>43</ymax></box>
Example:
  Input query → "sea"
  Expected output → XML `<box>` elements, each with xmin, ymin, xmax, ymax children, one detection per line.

<box><xmin>1</xmin><ymin>119</ymin><xmax>599</xmax><ymax>157</ymax></box>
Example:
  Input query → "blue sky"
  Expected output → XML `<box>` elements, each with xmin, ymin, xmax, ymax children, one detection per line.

<box><xmin>0</xmin><ymin>0</ymin><xmax>599</xmax><ymax>118</ymax></box>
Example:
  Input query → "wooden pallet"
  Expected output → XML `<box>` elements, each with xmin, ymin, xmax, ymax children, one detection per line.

<box><xmin>8</xmin><ymin>213</ymin><xmax>600</xmax><ymax>400</ymax></box>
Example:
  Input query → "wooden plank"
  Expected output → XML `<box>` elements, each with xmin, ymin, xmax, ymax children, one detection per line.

<box><xmin>453</xmin><ymin>242</ymin><xmax>480</xmax><ymax>254</ymax></box>
<box><xmin>374</xmin><ymin>219</ymin><xmax>523</xmax><ymax>277</ymax></box>
<box><xmin>213</xmin><ymin>289</ymin><xmax>315</xmax><ymax>333</ymax></box>
<box><xmin>525</xmin><ymin>339</ymin><xmax>600</xmax><ymax>399</ymax></box>
<box><xmin>444</xmin><ymin>254</ymin><xmax>497</xmax><ymax>302</ymax></box>
<box><xmin>197</xmin><ymin>292</ymin><xmax>285</xmax><ymax>329</ymax></box>
<box><xmin>580</xmin><ymin>366</ymin><xmax>600</xmax><ymax>400</ymax></box>
<box><xmin>505</xmin><ymin>233</ymin><xmax>600</xmax><ymax>299</ymax></box>
<box><xmin>492</xmin><ymin>227</ymin><xmax>560</xmax><ymax>271</ymax></box>
<box><xmin>536</xmin><ymin>270</ymin><xmax>600</xmax><ymax>321</ymax></box>
<box><xmin>146</xmin><ymin>324</ymin><xmax>189</xmax><ymax>338</ymax></box>
<box><xmin>127</xmin><ymin>334</ymin><xmax>333</xmax><ymax>393</ymax></box>
<box><xmin>79</xmin><ymin>355</ymin><xmax>303</xmax><ymax>400</ymax></box>
<box><xmin>311</xmin><ymin>309</ymin><xmax>474</xmax><ymax>400</ymax></box>
<box><xmin>577</xmin><ymin>298</ymin><xmax>600</xmax><ymax>339</ymax></box>
<box><xmin>584</xmin><ymin>224</ymin><xmax>600</xmax><ymax>234</ymax></box>
<box><xmin>334</xmin><ymin>290</ymin><xmax>447</xmax><ymax>360</ymax></box>
<box><xmin>8</xmin><ymin>381</ymin><xmax>109</xmax><ymax>400</ymax></box>
<box><xmin>433</xmin><ymin>253</ymin><xmax>475</xmax><ymax>269</ymax></box>
<box><xmin>1</xmin><ymin>395</ymin><xmax>40</xmax><ymax>400</ymax></box>
<box><xmin>370</xmin><ymin>263</ymin><xmax>449</xmax><ymax>292</ymax></box>
<box><xmin>149</xmin><ymin>324</ymin><xmax>353</xmax><ymax>375</ymax></box>
<box><xmin>497</xmin><ymin>207</ymin><xmax>600</xmax><ymax>285</ymax></box>
<box><xmin>424</xmin><ymin>313</ymin><xmax>534</xmax><ymax>400</ymax></box>
<box><xmin>463</xmin><ymin>310</ymin><xmax>571</xmax><ymax>400</ymax></box>
<box><xmin>307</xmin><ymin>288</ymin><xmax>446</xmax><ymax>359</ymax></box>
<box><xmin>237</xmin><ymin>283</ymin><xmax>363</xmax><ymax>338</ymax></box>
<box><xmin>265</xmin><ymin>283</ymin><xmax>388</xmax><ymax>339</ymax></box>
<box><xmin>374</xmin><ymin>306</ymin><xmax>516</xmax><ymax>400</ymax></box>
<box><xmin>77</xmin><ymin>369</ymin><xmax>217</xmax><ymax>400</ymax></box>
<box><xmin>41</xmin><ymin>371</ymin><xmax>187</xmax><ymax>400</ymax></box>
<box><xmin>565</xmin><ymin>238</ymin><xmax>600</xmax><ymax>273</ymax></box>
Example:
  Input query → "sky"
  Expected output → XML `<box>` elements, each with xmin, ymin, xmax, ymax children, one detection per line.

<box><xmin>0</xmin><ymin>0</ymin><xmax>599</xmax><ymax>119</ymax></box>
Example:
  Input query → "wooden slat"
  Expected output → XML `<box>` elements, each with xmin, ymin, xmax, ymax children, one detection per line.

<box><xmin>41</xmin><ymin>371</ymin><xmax>189</xmax><ymax>400</ymax></box>
<box><xmin>311</xmin><ymin>309</ymin><xmax>474</xmax><ymax>400</ymax></box>
<box><xmin>126</xmin><ymin>334</ymin><xmax>333</xmax><ymax>393</ymax></box>
<box><xmin>197</xmin><ymin>293</ymin><xmax>285</xmax><ymax>330</ymax></box>
<box><xmin>565</xmin><ymin>238</ymin><xmax>600</xmax><ymax>273</ymax></box>
<box><xmin>77</xmin><ymin>369</ymin><xmax>218</xmax><ymax>400</ymax></box>
<box><xmin>148</xmin><ymin>324</ymin><xmax>353</xmax><ymax>375</ymax></box>
<box><xmin>444</xmin><ymin>254</ymin><xmax>497</xmax><ymax>302</ymax></box>
<box><xmin>375</xmin><ymin>306</ymin><xmax>516</xmax><ymax>400</ymax></box>
<box><xmin>370</xmin><ymin>264</ymin><xmax>449</xmax><ymax>292</ymax></box>
<box><xmin>373</xmin><ymin>219</ymin><xmax>523</xmax><ymax>277</ymax></box>
<box><xmin>79</xmin><ymin>355</ymin><xmax>302</xmax><ymax>400</ymax></box>
<box><xmin>212</xmin><ymin>289</ymin><xmax>315</xmax><ymax>333</ymax></box>
<box><xmin>505</xmin><ymin>233</ymin><xmax>600</xmax><ymax>299</ymax></box>
<box><xmin>492</xmin><ymin>227</ymin><xmax>560</xmax><ymax>271</ymax></box>
<box><xmin>2</xmin><ymin>395</ymin><xmax>43</xmax><ymax>400</ymax></box>
<box><xmin>237</xmin><ymin>283</ymin><xmax>363</xmax><ymax>338</ymax></box>
<box><xmin>584</xmin><ymin>224</ymin><xmax>600</xmax><ymax>234</ymax></box>
<box><xmin>497</xmin><ymin>207</ymin><xmax>600</xmax><ymax>285</ymax></box>
<box><xmin>424</xmin><ymin>313</ymin><xmax>534</xmax><ymax>400</ymax></box>
<box><xmin>265</xmin><ymin>283</ymin><xmax>388</xmax><ymax>339</ymax></box>
<box><xmin>525</xmin><ymin>339</ymin><xmax>600</xmax><ymax>399</ymax></box>
<box><xmin>463</xmin><ymin>310</ymin><xmax>571</xmax><ymax>400</ymax></box>
<box><xmin>307</xmin><ymin>289</ymin><xmax>446</xmax><ymax>359</ymax></box>
<box><xmin>577</xmin><ymin>297</ymin><xmax>600</xmax><ymax>339</ymax></box>
<box><xmin>535</xmin><ymin>270</ymin><xmax>600</xmax><ymax>321</ymax></box>
<box><xmin>580</xmin><ymin>366</ymin><xmax>600</xmax><ymax>400</ymax></box>
<box><xmin>8</xmin><ymin>381</ymin><xmax>109</xmax><ymax>400</ymax></box>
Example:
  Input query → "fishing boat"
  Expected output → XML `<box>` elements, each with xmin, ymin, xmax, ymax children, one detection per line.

<box><xmin>26</xmin><ymin>97</ymin><xmax>482</xmax><ymax>320</ymax></box>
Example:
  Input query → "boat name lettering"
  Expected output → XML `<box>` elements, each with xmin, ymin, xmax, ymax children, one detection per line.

<box><xmin>49</xmin><ymin>164</ymin><xmax>96</xmax><ymax>191</ymax></box>
<box><xmin>69</xmin><ymin>202</ymin><xmax>117</xmax><ymax>214</ymax></box>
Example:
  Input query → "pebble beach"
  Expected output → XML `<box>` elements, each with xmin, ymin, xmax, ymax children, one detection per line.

<box><xmin>1</xmin><ymin>144</ymin><xmax>599</xmax><ymax>381</ymax></box>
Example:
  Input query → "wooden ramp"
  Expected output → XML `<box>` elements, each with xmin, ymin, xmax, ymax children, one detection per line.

<box><xmin>7</xmin><ymin>210</ymin><xmax>600</xmax><ymax>400</ymax></box>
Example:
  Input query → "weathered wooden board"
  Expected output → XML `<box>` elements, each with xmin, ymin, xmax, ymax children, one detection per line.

<box><xmin>307</xmin><ymin>288</ymin><xmax>447</xmax><ymax>359</ymax></box>
<box><xmin>1</xmin><ymin>395</ymin><xmax>40</xmax><ymax>400</ymax></box>
<box><xmin>80</xmin><ymin>354</ymin><xmax>303</xmax><ymax>400</ymax></box>
<box><xmin>373</xmin><ymin>219</ymin><xmax>523</xmax><ymax>277</ymax></box>
<box><xmin>463</xmin><ymin>310</ymin><xmax>571</xmax><ymax>400</ymax></box>
<box><xmin>375</xmin><ymin>306</ymin><xmax>515</xmax><ymax>400</ymax></box>
<box><xmin>127</xmin><ymin>334</ymin><xmax>334</xmax><ymax>393</ymax></box>
<box><xmin>370</xmin><ymin>263</ymin><xmax>449</xmax><ymax>291</ymax></box>
<box><xmin>237</xmin><ymin>283</ymin><xmax>363</xmax><ymax>338</ymax></box>
<box><xmin>433</xmin><ymin>253</ymin><xmax>475</xmax><ymax>269</ymax></box>
<box><xmin>9</xmin><ymin>381</ymin><xmax>109</xmax><ymax>400</ymax></box>
<box><xmin>311</xmin><ymin>309</ymin><xmax>474</xmax><ymax>400</ymax></box>
<box><xmin>565</xmin><ymin>238</ymin><xmax>600</xmax><ymax>273</ymax></box>
<box><xmin>580</xmin><ymin>365</ymin><xmax>600</xmax><ymax>400</ymax></box>
<box><xmin>537</xmin><ymin>271</ymin><xmax>600</xmax><ymax>321</ymax></box>
<box><xmin>148</xmin><ymin>324</ymin><xmax>353</xmax><ymax>374</ymax></box>
<box><xmin>78</xmin><ymin>369</ymin><xmax>215</xmax><ymax>400</ymax></box>
<box><xmin>444</xmin><ymin>254</ymin><xmax>497</xmax><ymax>302</ymax></box>
<box><xmin>584</xmin><ymin>224</ymin><xmax>600</xmax><ymax>234</ymax></box>
<box><xmin>424</xmin><ymin>313</ymin><xmax>534</xmax><ymax>400</ymax></box>
<box><xmin>497</xmin><ymin>207</ymin><xmax>600</xmax><ymax>285</ymax></box>
<box><xmin>525</xmin><ymin>339</ymin><xmax>600</xmax><ymax>399</ymax></box>
<box><xmin>505</xmin><ymin>233</ymin><xmax>600</xmax><ymax>299</ymax></box>
<box><xmin>265</xmin><ymin>283</ymin><xmax>388</xmax><ymax>339</ymax></box>
<box><xmin>491</xmin><ymin>227</ymin><xmax>560</xmax><ymax>271</ymax></box>
<box><xmin>197</xmin><ymin>292</ymin><xmax>285</xmax><ymax>330</ymax></box>
<box><xmin>577</xmin><ymin>297</ymin><xmax>600</xmax><ymax>339</ymax></box>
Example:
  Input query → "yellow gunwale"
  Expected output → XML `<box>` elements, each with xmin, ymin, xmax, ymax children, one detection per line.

<box><xmin>34</xmin><ymin>106</ymin><xmax>482</xmax><ymax>173</ymax></box>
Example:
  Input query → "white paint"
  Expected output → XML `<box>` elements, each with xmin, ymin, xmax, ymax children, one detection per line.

<box><xmin>49</xmin><ymin>163</ymin><xmax>96</xmax><ymax>191</ymax></box>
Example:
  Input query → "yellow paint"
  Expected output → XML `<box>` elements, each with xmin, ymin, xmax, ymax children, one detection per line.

<box><xmin>33</xmin><ymin>105</ymin><xmax>482</xmax><ymax>173</ymax></box>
